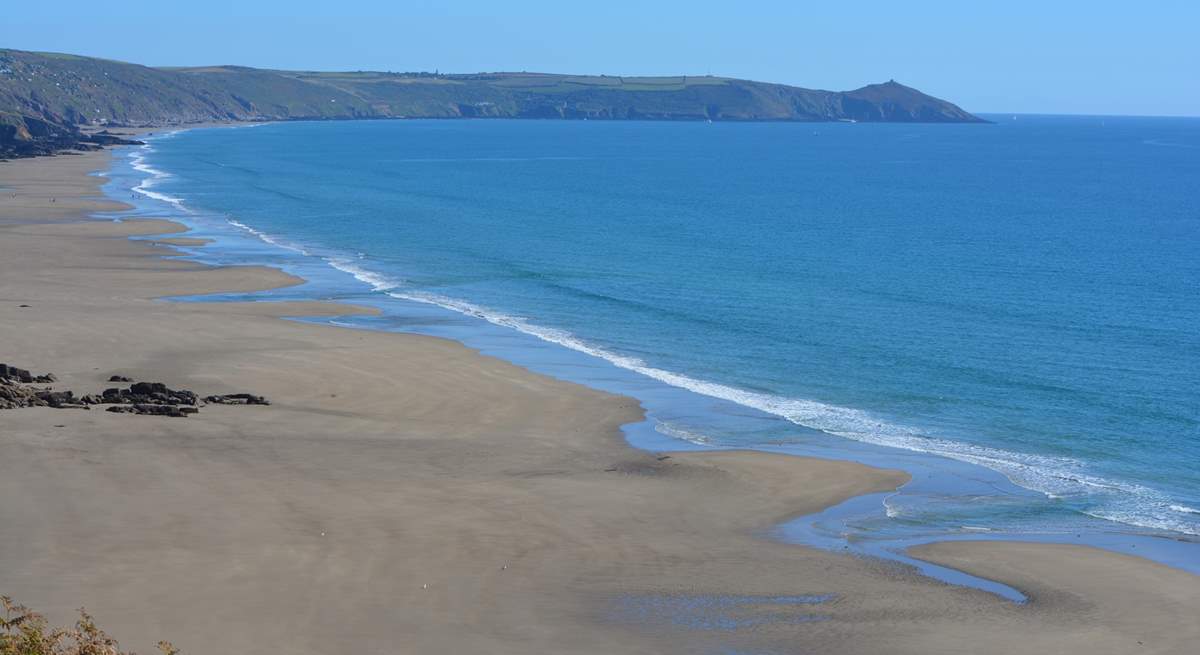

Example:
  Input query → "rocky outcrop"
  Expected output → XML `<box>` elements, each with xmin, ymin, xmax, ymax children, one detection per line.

<box><xmin>0</xmin><ymin>381</ymin><xmax>83</xmax><ymax>409</ymax></box>
<box><xmin>0</xmin><ymin>362</ymin><xmax>71</xmax><ymax>408</ymax></box>
<box><xmin>0</xmin><ymin>364</ymin><xmax>267</xmax><ymax>417</ymax></box>
<box><xmin>92</xmin><ymin>381</ymin><xmax>200</xmax><ymax>407</ymax></box>
<box><xmin>0</xmin><ymin>113</ymin><xmax>142</xmax><ymax>159</ymax></box>
<box><xmin>204</xmin><ymin>393</ymin><xmax>269</xmax><ymax>405</ymax></box>
<box><xmin>0</xmin><ymin>363</ymin><xmax>56</xmax><ymax>384</ymax></box>
<box><xmin>106</xmin><ymin>404</ymin><xmax>199</xmax><ymax>417</ymax></box>
<box><xmin>1</xmin><ymin>379</ymin><xmax>55</xmax><ymax>408</ymax></box>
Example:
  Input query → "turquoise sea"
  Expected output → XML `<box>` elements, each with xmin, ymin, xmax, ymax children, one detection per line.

<box><xmin>102</xmin><ymin>116</ymin><xmax>1200</xmax><ymax>585</ymax></box>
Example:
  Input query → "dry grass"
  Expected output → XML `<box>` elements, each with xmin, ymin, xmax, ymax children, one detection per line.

<box><xmin>1</xmin><ymin>596</ymin><xmax>175</xmax><ymax>655</ymax></box>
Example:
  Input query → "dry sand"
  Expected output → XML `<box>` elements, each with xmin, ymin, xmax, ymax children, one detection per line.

<box><xmin>1</xmin><ymin>150</ymin><xmax>1197</xmax><ymax>654</ymax></box>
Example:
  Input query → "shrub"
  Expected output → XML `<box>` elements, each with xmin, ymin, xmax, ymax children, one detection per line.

<box><xmin>1</xmin><ymin>596</ymin><xmax>176</xmax><ymax>655</ymax></box>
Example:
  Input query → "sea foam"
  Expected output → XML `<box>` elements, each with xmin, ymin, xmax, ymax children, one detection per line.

<box><xmin>130</xmin><ymin>144</ymin><xmax>187</xmax><ymax>210</ymax></box>
<box><xmin>225</xmin><ymin>219</ymin><xmax>312</xmax><ymax>256</ymax></box>
<box><xmin>326</xmin><ymin>257</ymin><xmax>403</xmax><ymax>291</ymax></box>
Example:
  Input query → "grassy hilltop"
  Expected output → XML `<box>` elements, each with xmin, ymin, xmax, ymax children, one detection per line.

<box><xmin>1</xmin><ymin>48</ymin><xmax>984</xmax><ymax>157</ymax></box>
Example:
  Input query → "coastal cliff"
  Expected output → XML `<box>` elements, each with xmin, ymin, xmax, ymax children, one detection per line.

<box><xmin>1</xmin><ymin>48</ymin><xmax>984</xmax><ymax>158</ymax></box>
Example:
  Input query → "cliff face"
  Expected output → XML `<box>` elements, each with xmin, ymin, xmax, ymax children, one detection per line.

<box><xmin>0</xmin><ymin>49</ymin><xmax>985</xmax><ymax>158</ymax></box>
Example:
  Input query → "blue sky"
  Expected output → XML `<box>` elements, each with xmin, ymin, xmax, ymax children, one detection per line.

<box><xmin>3</xmin><ymin>1</ymin><xmax>1197</xmax><ymax>116</ymax></box>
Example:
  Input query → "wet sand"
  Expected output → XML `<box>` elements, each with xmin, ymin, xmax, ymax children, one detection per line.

<box><xmin>1</xmin><ymin>149</ymin><xmax>1197</xmax><ymax>654</ymax></box>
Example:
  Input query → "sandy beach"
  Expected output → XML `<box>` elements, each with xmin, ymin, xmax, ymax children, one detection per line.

<box><xmin>2</xmin><ymin>149</ymin><xmax>1198</xmax><ymax>654</ymax></box>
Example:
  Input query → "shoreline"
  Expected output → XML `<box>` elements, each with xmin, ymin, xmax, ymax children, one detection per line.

<box><xmin>99</xmin><ymin>124</ymin><xmax>1200</xmax><ymax>577</ymax></box>
<box><xmin>2</xmin><ymin>148</ymin><xmax>1198</xmax><ymax>653</ymax></box>
<box><xmin>126</xmin><ymin>123</ymin><xmax>1200</xmax><ymax>562</ymax></box>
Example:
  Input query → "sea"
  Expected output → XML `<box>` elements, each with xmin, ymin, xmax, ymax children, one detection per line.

<box><xmin>99</xmin><ymin>116</ymin><xmax>1200</xmax><ymax>591</ymax></box>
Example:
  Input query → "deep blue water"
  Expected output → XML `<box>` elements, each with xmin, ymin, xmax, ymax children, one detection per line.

<box><xmin>109</xmin><ymin>117</ymin><xmax>1199</xmax><ymax>561</ymax></box>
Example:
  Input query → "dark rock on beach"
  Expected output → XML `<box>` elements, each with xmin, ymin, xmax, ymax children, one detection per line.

<box><xmin>0</xmin><ymin>372</ymin><xmax>80</xmax><ymax>409</ymax></box>
<box><xmin>0</xmin><ymin>363</ymin><xmax>36</xmax><ymax>383</ymax></box>
<box><xmin>106</xmin><ymin>404</ymin><xmax>198</xmax><ymax>418</ymax></box>
<box><xmin>2</xmin><ymin>364</ymin><xmax>267</xmax><ymax>416</ymax></box>
<box><xmin>100</xmin><ymin>381</ymin><xmax>200</xmax><ymax>406</ymax></box>
<box><xmin>35</xmin><ymin>389</ymin><xmax>78</xmax><ymax>408</ymax></box>
<box><xmin>204</xmin><ymin>393</ymin><xmax>270</xmax><ymax>405</ymax></box>
<box><xmin>1</xmin><ymin>379</ymin><xmax>41</xmax><ymax>409</ymax></box>
<box><xmin>1</xmin><ymin>363</ymin><xmax>57</xmax><ymax>384</ymax></box>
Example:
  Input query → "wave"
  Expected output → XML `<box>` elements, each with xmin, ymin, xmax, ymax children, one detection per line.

<box><xmin>128</xmin><ymin>141</ymin><xmax>316</xmax><ymax>260</ymax></box>
<box><xmin>224</xmin><ymin>219</ymin><xmax>312</xmax><ymax>256</ymax></box>
<box><xmin>370</xmin><ymin>283</ymin><xmax>1199</xmax><ymax>536</ymax></box>
<box><xmin>653</xmin><ymin>421</ymin><xmax>714</xmax><ymax>445</ymax></box>
<box><xmin>129</xmin><ymin>142</ymin><xmax>188</xmax><ymax>210</ymax></box>
<box><xmin>326</xmin><ymin>256</ymin><xmax>404</xmax><ymax>291</ymax></box>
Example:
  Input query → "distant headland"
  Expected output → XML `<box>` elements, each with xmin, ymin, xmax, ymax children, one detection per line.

<box><xmin>1</xmin><ymin>48</ymin><xmax>985</xmax><ymax>158</ymax></box>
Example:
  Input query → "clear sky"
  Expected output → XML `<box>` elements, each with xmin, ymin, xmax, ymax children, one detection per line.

<box><xmin>3</xmin><ymin>1</ymin><xmax>1197</xmax><ymax>116</ymax></box>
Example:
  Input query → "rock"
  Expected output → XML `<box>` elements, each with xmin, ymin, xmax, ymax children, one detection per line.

<box><xmin>2</xmin><ymin>369</ymin><xmax>261</xmax><ymax>416</ymax></box>
<box><xmin>101</xmin><ymin>382</ymin><xmax>199</xmax><ymax>406</ymax></box>
<box><xmin>81</xmin><ymin>132</ymin><xmax>144</xmax><ymax>147</ymax></box>
<box><xmin>130</xmin><ymin>382</ymin><xmax>168</xmax><ymax>395</ymax></box>
<box><xmin>0</xmin><ymin>363</ymin><xmax>35</xmax><ymax>383</ymax></box>
<box><xmin>34</xmin><ymin>390</ymin><xmax>75</xmax><ymax>408</ymax></box>
<box><xmin>0</xmin><ymin>381</ymin><xmax>84</xmax><ymax>409</ymax></box>
<box><xmin>204</xmin><ymin>393</ymin><xmax>269</xmax><ymax>406</ymax></box>
<box><xmin>1</xmin><ymin>379</ymin><xmax>43</xmax><ymax>409</ymax></box>
<box><xmin>0</xmin><ymin>363</ymin><xmax>56</xmax><ymax>384</ymax></box>
<box><xmin>105</xmin><ymin>404</ymin><xmax>195</xmax><ymax>418</ymax></box>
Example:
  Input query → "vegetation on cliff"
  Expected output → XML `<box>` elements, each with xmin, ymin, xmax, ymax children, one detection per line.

<box><xmin>1</xmin><ymin>48</ymin><xmax>984</xmax><ymax>157</ymax></box>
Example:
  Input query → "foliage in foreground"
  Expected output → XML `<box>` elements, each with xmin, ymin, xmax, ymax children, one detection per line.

<box><xmin>1</xmin><ymin>596</ymin><xmax>176</xmax><ymax>655</ymax></box>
